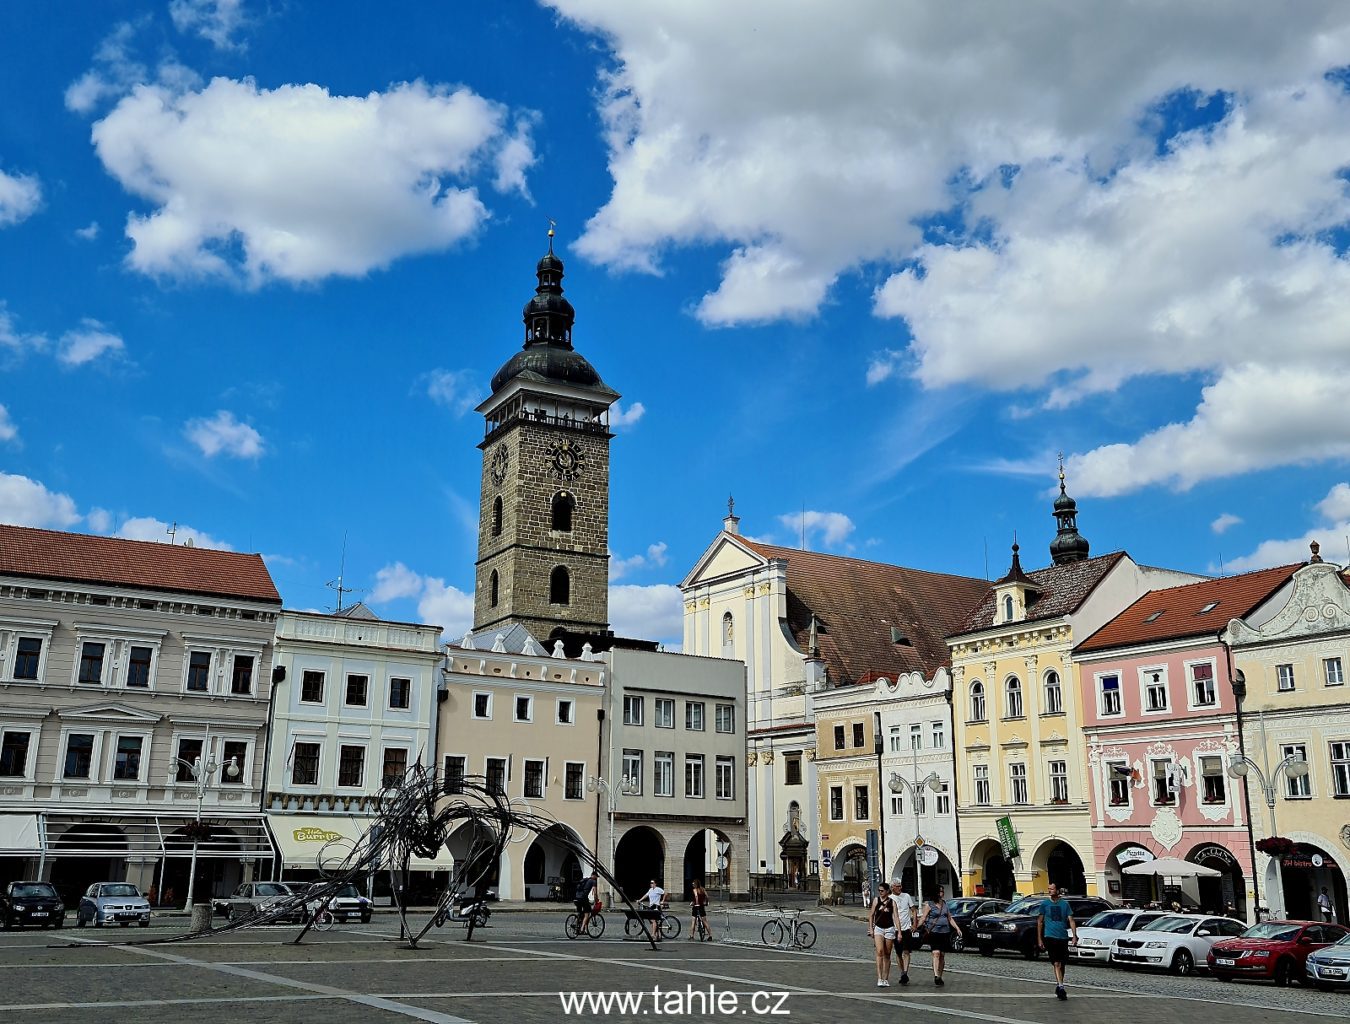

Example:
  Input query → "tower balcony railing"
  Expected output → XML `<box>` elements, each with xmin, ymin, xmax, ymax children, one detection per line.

<box><xmin>483</xmin><ymin>408</ymin><xmax>613</xmax><ymax>442</ymax></box>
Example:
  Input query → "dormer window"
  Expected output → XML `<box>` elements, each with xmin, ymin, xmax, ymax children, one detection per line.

<box><xmin>1003</xmin><ymin>595</ymin><xmax>1014</xmax><ymax>621</ymax></box>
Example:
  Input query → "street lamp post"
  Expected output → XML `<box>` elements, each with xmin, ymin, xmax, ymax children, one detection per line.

<box><xmin>888</xmin><ymin>742</ymin><xmax>943</xmax><ymax>911</ymax></box>
<box><xmin>588</xmin><ymin>773</ymin><xmax>638</xmax><ymax>898</ymax></box>
<box><xmin>168</xmin><ymin>754</ymin><xmax>240</xmax><ymax>912</ymax></box>
<box><xmin>1227</xmin><ymin>745</ymin><xmax>1309</xmax><ymax>920</ymax></box>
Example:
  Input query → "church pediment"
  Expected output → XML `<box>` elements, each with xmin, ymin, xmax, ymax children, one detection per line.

<box><xmin>56</xmin><ymin>702</ymin><xmax>163</xmax><ymax>724</ymax></box>
<box><xmin>680</xmin><ymin>534</ymin><xmax>768</xmax><ymax>589</ymax></box>
<box><xmin>1226</xmin><ymin>562</ymin><xmax>1350</xmax><ymax>645</ymax></box>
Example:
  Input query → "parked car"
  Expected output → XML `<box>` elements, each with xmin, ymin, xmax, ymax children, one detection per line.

<box><xmin>76</xmin><ymin>882</ymin><xmax>151</xmax><ymax>928</ymax></box>
<box><xmin>1110</xmin><ymin>913</ymin><xmax>1246</xmax><ymax>975</ymax></box>
<box><xmin>974</xmin><ymin>894</ymin><xmax>1115</xmax><ymax>959</ymax></box>
<box><xmin>300</xmin><ymin>882</ymin><xmax>372</xmax><ymax>923</ymax></box>
<box><xmin>927</xmin><ymin>897</ymin><xmax>1009</xmax><ymax>952</ymax></box>
<box><xmin>1305</xmin><ymin>929</ymin><xmax>1350</xmax><ymax>991</ymax></box>
<box><xmin>0</xmin><ymin>880</ymin><xmax>64</xmax><ymax>930</ymax></box>
<box><xmin>1208</xmin><ymin>920</ymin><xmax>1349</xmax><ymax>986</ymax></box>
<box><xmin>1070</xmin><ymin>908</ymin><xmax>1170</xmax><ymax>963</ymax></box>
<box><xmin>216</xmin><ymin>882</ymin><xmax>305</xmax><ymax>923</ymax></box>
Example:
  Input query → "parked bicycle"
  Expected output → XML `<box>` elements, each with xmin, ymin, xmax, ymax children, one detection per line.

<box><xmin>761</xmin><ymin>906</ymin><xmax>816</xmax><ymax>949</ymax></box>
<box><xmin>310</xmin><ymin>905</ymin><xmax>337</xmax><ymax>932</ymax></box>
<box><xmin>565</xmin><ymin>907</ymin><xmax>606</xmax><ymax>938</ymax></box>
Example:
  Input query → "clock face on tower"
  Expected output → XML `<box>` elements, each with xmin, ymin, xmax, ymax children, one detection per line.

<box><xmin>547</xmin><ymin>438</ymin><xmax>585</xmax><ymax>481</ymax></box>
<box><xmin>490</xmin><ymin>445</ymin><xmax>509</xmax><ymax>485</ymax></box>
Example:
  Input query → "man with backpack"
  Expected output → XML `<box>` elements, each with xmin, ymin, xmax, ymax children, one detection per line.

<box><xmin>574</xmin><ymin>870</ymin><xmax>599</xmax><ymax>937</ymax></box>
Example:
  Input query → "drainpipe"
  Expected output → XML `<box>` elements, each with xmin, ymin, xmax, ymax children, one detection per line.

<box><xmin>259</xmin><ymin>641</ymin><xmax>282</xmax><ymax>882</ymax></box>
<box><xmin>945</xmin><ymin>678</ymin><xmax>964</xmax><ymax>897</ymax></box>
<box><xmin>1223</xmin><ymin>639</ymin><xmax>1261</xmax><ymax>920</ymax></box>
<box><xmin>874</xmin><ymin>710</ymin><xmax>886</xmax><ymax>883</ymax></box>
<box><xmin>595</xmin><ymin>707</ymin><xmax>606</xmax><ymax>872</ymax></box>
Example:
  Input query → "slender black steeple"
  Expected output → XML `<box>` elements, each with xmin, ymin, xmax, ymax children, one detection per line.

<box><xmin>1049</xmin><ymin>455</ymin><xmax>1090</xmax><ymax>565</ymax></box>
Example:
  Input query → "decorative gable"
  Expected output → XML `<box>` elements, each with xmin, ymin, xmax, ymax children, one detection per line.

<box><xmin>56</xmin><ymin>702</ymin><xmax>162</xmax><ymax>724</ymax></box>
<box><xmin>1226</xmin><ymin>561</ymin><xmax>1350</xmax><ymax>645</ymax></box>
<box><xmin>680</xmin><ymin>534</ymin><xmax>767</xmax><ymax>588</ymax></box>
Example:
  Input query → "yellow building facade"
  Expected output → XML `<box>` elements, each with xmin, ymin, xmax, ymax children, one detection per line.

<box><xmin>812</xmin><ymin>685</ymin><xmax>881</xmax><ymax>899</ymax></box>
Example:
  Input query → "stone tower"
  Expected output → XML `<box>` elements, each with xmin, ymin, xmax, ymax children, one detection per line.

<box><xmin>472</xmin><ymin>234</ymin><xmax>619</xmax><ymax>640</ymax></box>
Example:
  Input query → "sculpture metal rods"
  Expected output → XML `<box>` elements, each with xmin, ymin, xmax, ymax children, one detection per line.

<box><xmin>60</xmin><ymin>765</ymin><xmax>660</xmax><ymax>951</ymax></box>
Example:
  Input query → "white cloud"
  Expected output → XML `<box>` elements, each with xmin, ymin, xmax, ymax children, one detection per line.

<box><xmin>86</xmin><ymin>507</ymin><xmax>113</xmax><ymax>533</ymax></box>
<box><xmin>609</xmin><ymin>400</ymin><xmax>646</xmax><ymax>428</ymax></box>
<box><xmin>0</xmin><ymin>166</ymin><xmax>41</xmax><ymax>227</ymax></box>
<box><xmin>416</xmin><ymin>577</ymin><xmax>475</xmax><ymax>637</ymax></box>
<box><xmin>0</xmin><ymin>406</ymin><xmax>17</xmax><ymax>444</ymax></box>
<box><xmin>169</xmin><ymin>0</ymin><xmax>249</xmax><ymax>51</ymax></box>
<box><xmin>90</xmin><ymin>77</ymin><xmax>534</xmax><ymax>285</ymax></box>
<box><xmin>865</xmin><ymin>350</ymin><xmax>905</xmax><ymax>387</ymax></box>
<box><xmin>609</xmin><ymin>582</ymin><xmax>683</xmax><ymax>645</ymax></box>
<box><xmin>75</xmin><ymin>221</ymin><xmax>100</xmax><ymax>241</ymax></box>
<box><xmin>1316</xmin><ymin>483</ymin><xmax>1350</xmax><ymax>523</ymax></box>
<box><xmin>0</xmin><ymin>473</ymin><xmax>82</xmax><ymax>529</ymax></box>
<box><xmin>423</xmin><ymin>368</ymin><xmax>480</xmax><ymax>416</ymax></box>
<box><xmin>184</xmin><ymin>409</ymin><xmax>264</xmax><ymax>459</ymax></box>
<box><xmin>776</xmin><ymin>509</ymin><xmax>855</xmax><ymax>549</ymax></box>
<box><xmin>57</xmin><ymin>319</ymin><xmax>125</xmax><ymax>367</ymax></box>
<box><xmin>609</xmin><ymin>540</ymin><xmax>669</xmax><ymax>581</ymax></box>
<box><xmin>64</xmin><ymin>22</ymin><xmax>176</xmax><ymax>115</ymax></box>
<box><xmin>116</xmin><ymin>516</ymin><xmax>231</xmax><ymax>549</ymax></box>
<box><xmin>1211</xmin><ymin>513</ymin><xmax>1242</xmax><ymax>535</ymax></box>
<box><xmin>370</xmin><ymin>561</ymin><xmax>425</xmax><ymax>603</ymax></box>
<box><xmin>1226</xmin><ymin>481</ymin><xmax>1350</xmax><ymax>572</ymax></box>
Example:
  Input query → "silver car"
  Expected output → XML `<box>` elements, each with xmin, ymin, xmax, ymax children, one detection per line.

<box><xmin>221</xmin><ymin>881</ymin><xmax>303</xmax><ymax>922</ymax></box>
<box><xmin>77</xmin><ymin>882</ymin><xmax>151</xmax><ymax>928</ymax></box>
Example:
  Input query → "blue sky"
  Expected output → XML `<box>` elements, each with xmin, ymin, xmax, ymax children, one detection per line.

<box><xmin>5</xmin><ymin>1</ymin><xmax>1350</xmax><ymax>647</ymax></box>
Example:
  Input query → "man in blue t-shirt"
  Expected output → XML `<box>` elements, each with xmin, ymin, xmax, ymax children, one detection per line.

<box><xmin>1035</xmin><ymin>883</ymin><xmax>1079</xmax><ymax>1000</ymax></box>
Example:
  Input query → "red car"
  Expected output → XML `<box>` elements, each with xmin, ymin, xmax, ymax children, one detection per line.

<box><xmin>1207</xmin><ymin>920</ymin><xmax>1349</xmax><ymax>986</ymax></box>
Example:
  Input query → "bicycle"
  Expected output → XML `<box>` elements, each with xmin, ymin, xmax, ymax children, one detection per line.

<box><xmin>623</xmin><ymin>906</ymin><xmax>681</xmax><ymax>940</ymax></box>
<box><xmin>565</xmin><ymin>909</ymin><xmax>606</xmax><ymax>938</ymax></box>
<box><xmin>761</xmin><ymin>906</ymin><xmax>816</xmax><ymax>949</ymax></box>
<box><xmin>310</xmin><ymin>905</ymin><xmax>336</xmax><ymax>932</ymax></box>
<box><xmin>691</xmin><ymin>911</ymin><xmax>713</xmax><ymax>942</ymax></box>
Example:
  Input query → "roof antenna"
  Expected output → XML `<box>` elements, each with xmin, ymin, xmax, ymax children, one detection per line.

<box><xmin>800</xmin><ymin>501</ymin><xmax>806</xmax><ymax>550</ymax></box>
<box><xmin>166</xmin><ymin>521</ymin><xmax>178</xmax><ymax>545</ymax></box>
<box><xmin>326</xmin><ymin>533</ymin><xmax>359</xmax><ymax>612</ymax></box>
<box><xmin>983</xmin><ymin>537</ymin><xmax>989</xmax><ymax>581</ymax></box>
<box><xmin>1218</xmin><ymin>551</ymin><xmax>1225</xmax><ymax>578</ymax></box>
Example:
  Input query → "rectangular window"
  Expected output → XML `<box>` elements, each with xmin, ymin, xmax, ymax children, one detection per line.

<box><xmin>1049</xmin><ymin>760</ymin><xmax>1069</xmax><ymax>803</ymax></box>
<box><xmin>1009</xmin><ymin>763</ymin><xmax>1028</xmax><ymax>805</ymax></box>
<box><xmin>854</xmin><ymin>785</ymin><xmax>870</xmax><ymax>820</ymax></box>
<box><xmin>685</xmin><ymin>701</ymin><xmax>705</xmax><ymax>731</ymax></box>
<box><xmin>936</xmin><ymin>783</ymin><xmax>951</xmax><ymax>815</ymax></box>
<box><xmin>1100</xmin><ymin>674</ymin><xmax>1122</xmax><ymax>716</ymax></box>
<box><xmin>443</xmin><ymin>755</ymin><xmax>466</xmax><ymax>794</ymax></box>
<box><xmin>1190</xmin><ymin>662</ymin><xmax>1216</xmax><ymax>706</ymax></box>
<box><xmin>291</xmin><ymin>742</ymin><xmax>320</xmax><ymax>786</ymax></box>
<box><xmin>337</xmin><ymin>745</ymin><xmax>365</xmax><ymax>787</ymax></box>
<box><xmin>175</xmin><ymin>738</ymin><xmax>204</xmax><ymax>782</ymax></box>
<box><xmin>230</xmin><ymin>655</ymin><xmax>254</xmax><ymax>695</ymax></box>
<box><xmin>853</xmin><ymin>722</ymin><xmax>866</xmax><ymax>748</ymax></box>
<box><xmin>654</xmin><ymin>697</ymin><xmax>675</xmax><ymax>728</ymax></box>
<box><xmin>389</xmin><ymin>677</ymin><xmax>411</xmax><ymax>709</ymax></box>
<box><xmin>1330</xmin><ymin>742</ymin><xmax>1350</xmax><ymax>798</ymax></box>
<box><xmin>126</xmin><ymin>646</ymin><xmax>152</xmax><ymax>688</ymax></box>
<box><xmin>715</xmin><ymin>703</ymin><xmax>735</xmax><ymax>733</ymax></box>
<box><xmin>1326</xmin><ymin>658</ymin><xmax>1345</xmax><ymax>687</ymax></box>
<box><xmin>909</xmin><ymin>723</ymin><xmax>922</xmax><ymax>750</ymax></box>
<box><xmin>655</xmin><ymin>751</ymin><xmax>674</xmax><ymax>797</ymax></box>
<box><xmin>890</xmin><ymin>794</ymin><xmax>903</xmax><ymax>814</ymax></box>
<box><xmin>557</xmin><ymin>699</ymin><xmax>574</xmax><ymax>725</ymax></box>
<box><xmin>685</xmin><ymin>754</ymin><xmax>705</xmax><ymax>798</ymax></box>
<box><xmin>514</xmin><ymin>695</ymin><xmax>532</xmax><ymax>722</ymax></box>
<box><xmin>914</xmin><ymin>790</ymin><xmax>927</xmax><ymax>815</ymax></box>
<box><xmin>112</xmin><ymin>736</ymin><xmax>143</xmax><ymax>781</ymax></box>
<box><xmin>0</xmin><ymin>731</ymin><xmax>31</xmax><ymax>777</ymax></box>
<box><xmin>345</xmin><ymin>674</ymin><xmax>369</xmax><ymax>707</ymax></box>
<box><xmin>889</xmin><ymin>725</ymin><xmax>901</xmax><ymax>752</ymax></box>
<box><xmin>523</xmin><ymin>758</ymin><xmax>544</xmax><ymax>799</ymax></box>
<box><xmin>1277</xmin><ymin>663</ymin><xmax>1296</xmax><ymax>692</ymax></box>
<box><xmin>623</xmin><ymin>694</ymin><xmax>644</xmax><ymax>726</ymax></box>
<box><xmin>833</xmin><ymin>725</ymin><xmax>845</xmax><ymax>750</ymax></box>
<box><xmin>623</xmin><ymin>749</ymin><xmax>643</xmax><ymax>792</ymax></box>
<box><xmin>715</xmin><ymin>756</ymin><xmax>735</xmax><ymax>800</ymax></box>
<box><xmin>382</xmin><ymin>747</ymin><xmax>409</xmax><ymax>788</ymax></box>
<box><xmin>931</xmin><ymin>720</ymin><xmax>945</xmax><ymax>749</ymax></box>
<box><xmin>1108</xmin><ymin>761</ymin><xmax>1131</xmax><ymax>806</ymax></box>
<box><xmin>300</xmin><ymin>671</ymin><xmax>325</xmax><ymax>703</ymax></box>
<box><xmin>1044</xmin><ymin>673</ymin><xmax>1063</xmax><ymax>714</ymax></box>
<box><xmin>78</xmin><ymin>642</ymin><xmax>105</xmax><ymax>684</ymax></box>
<box><xmin>829</xmin><ymin>785</ymin><xmax>844</xmax><ymax>820</ymax></box>
<box><xmin>220</xmin><ymin>740</ymin><xmax>247</xmax><ymax>785</ymax></box>
<box><xmin>64</xmin><ymin>733</ymin><xmax>95</xmax><ymax>779</ymax></box>
<box><xmin>13</xmin><ymin>637</ymin><xmax>41</xmax><ymax>680</ymax></box>
<box><xmin>1144</xmin><ymin>670</ymin><xmax>1168</xmax><ymax>712</ymax></box>
<box><xmin>186</xmin><ymin>651</ymin><xmax>211</xmax><ymax>692</ymax></box>
<box><xmin>564</xmin><ymin>761</ymin><xmax>584</xmax><ymax>800</ymax></box>
<box><xmin>473</xmin><ymin>692</ymin><xmax>491</xmax><ymax>719</ymax></box>
<box><xmin>485</xmin><ymin>757</ymin><xmax>507</xmax><ymax>795</ymax></box>
<box><xmin>1152</xmin><ymin>759</ymin><xmax>1176</xmax><ymax>804</ymax></box>
<box><xmin>1200</xmin><ymin>755</ymin><xmax>1225</xmax><ymax>803</ymax></box>
<box><xmin>784</xmin><ymin>754</ymin><xmax>802</xmax><ymax>786</ymax></box>
<box><xmin>973</xmin><ymin>765</ymin><xmax>990</xmax><ymax>806</ymax></box>
<box><xmin>1283</xmin><ymin>743</ymin><xmax>1311</xmax><ymax>797</ymax></box>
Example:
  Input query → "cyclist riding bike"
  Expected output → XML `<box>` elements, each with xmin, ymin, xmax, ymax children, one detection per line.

<box><xmin>574</xmin><ymin>870</ymin><xmax>599</xmax><ymax>936</ymax></box>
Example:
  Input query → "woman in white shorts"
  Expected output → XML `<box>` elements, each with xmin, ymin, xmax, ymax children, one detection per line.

<box><xmin>869</xmin><ymin>881</ymin><xmax>898</xmax><ymax>987</ymax></box>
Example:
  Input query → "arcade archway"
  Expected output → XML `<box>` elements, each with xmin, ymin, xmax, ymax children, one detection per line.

<box><xmin>969</xmin><ymin>838</ymin><xmax>1016</xmax><ymax>899</ymax></box>
<box><xmin>1033</xmin><ymin>839</ymin><xmax>1086</xmax><ymax>894</ymax></box>
<box><xmin>614</xmin><ymin>825</ymin><xmax>665</xmax><ymax>904</ymax></box>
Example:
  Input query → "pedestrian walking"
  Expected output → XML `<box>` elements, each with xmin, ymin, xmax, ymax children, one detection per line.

<box><xmin>1036</xmin><ymin>883</ymin><xmax>1079</xmax><ymax>1000</ymax></box>
<box><xmin>1318</xmin><ymin>887</ymin><xmax>1334</xmax><ymax>923</ymax></box>
<box><xmin>869</xmin><ymin>882</ymin><xmax>898</xmax><ymax>987</ymax></box>
<box><xmin>891</xmin><ymin>881</ymin><xmax>917</xmax><ymax>985</ymax></box>
<box><xmin>916</xmin><ymin>885</ymin><xmax>961</xmax><ymax>986</ymax></box>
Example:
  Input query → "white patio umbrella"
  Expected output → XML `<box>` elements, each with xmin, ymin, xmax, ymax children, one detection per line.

<box><xmin>1122</xmin><ymin>856</ymin><xmax>1221</xmax><ymax>878</ymax></box>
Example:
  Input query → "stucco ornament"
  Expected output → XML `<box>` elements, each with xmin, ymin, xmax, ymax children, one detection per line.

<box><xmin>1150</xmin><ymin>807</ymin><xmax>1184</xmax><ymax>851</ymax></box>
<box><xmin>804</xmin><ymin>748</ymin><xmax>816</xmax><ymax>762</ymax></box>
<box><xmin>1225</xmin><ymin>561</ymin><xmax>1350</xmax><ymax>644</ymax></box>
<box><xmin>746</xmin><ymin>752</ymin><xmax>758</xmax><ymax>767</ymax></box>
<box><xmin>1341</xmin><ymin>823</ymin><xmax>1350</xmax><ymax>853</ymax></box>
<box><xmin>761</xmin><ymin>750</ymin><xmax>774</xmax><ymax>764</ymax></box>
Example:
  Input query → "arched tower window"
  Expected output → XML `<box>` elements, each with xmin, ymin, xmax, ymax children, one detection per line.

<box><xmin>490</xmin><ymin>569</ymin><xmax>500</xmax><ymax>607</ymax></box>
<box><xmin>969</xmin><ymin>681</ymin><xmax>986</xmax><ymax>722</ymax></box>
<box><xmin>549</xmin><ymin>566</ymin><xmax>571</xmax><ymax>606</ymax></box>
<box><xmin>1003</xmin><ymin>594</ymin><xmax>1015</xmax><ymax>621</ymax></box>
<box><xmin>1044</xmin><ymin>670</ymin><xmax>1062</xmax><ymax>714</ymax></box>
<box><xmin>1005</xmin><ymin>676</ymin><xmax>1024</xmax><ymax>718</ymax></box>
<box><xmin>551</xmin><ymin>491</ymin><xmax>575</xmax><ymax>532</ymax></box>
<box><xmin>492</xmin><ymin>496</ymin><xmax>503</xmax><ymax>537</ymax></box>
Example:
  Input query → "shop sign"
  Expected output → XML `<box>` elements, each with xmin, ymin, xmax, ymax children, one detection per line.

<box><xmin>996</xmin><ymin>816</ymin><xmax>1019</xmax><ymax>858</ymax></box>
<box><xmin>1118</xmin><ymin>845</ymin><xmax>1154</xmax><ymax>865</ymax></box>
<box><xmin>1189</xmin><ymin>844</ymin><xmax>1237</xmax><ymax>868</ymax></box>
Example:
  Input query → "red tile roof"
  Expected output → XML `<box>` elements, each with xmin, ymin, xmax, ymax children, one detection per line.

<box><xmin>741</xmin><ymin>540</ymin><xmax>989</xmax><ymax>685</ymax></box>
<box><xmin>952</xmin><ymin>551</ymin><xmax>1127</xmax><ymax>636</ymax></box>
<box><xmin>1075</xmin><ymin>562</ymin><xmax>1301</xmax><ymax>654</ymax></box>
<box><xmin>0</xmin><ymin>524</ymin><xmax>281</xmax><ymax>603</ymax></box>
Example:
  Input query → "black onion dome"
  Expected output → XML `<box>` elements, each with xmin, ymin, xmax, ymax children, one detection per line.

<box><xmin>490</xmin><ymin>346</ymin><xmax>608</xmax><ymax>392</ymax></box>
<box><xmin>1053</xmin><ymin>489</ymin><xmax>1076</xmax><ymax>512</ymax></box>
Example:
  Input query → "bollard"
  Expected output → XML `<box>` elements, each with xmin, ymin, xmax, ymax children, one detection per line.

<box><xmin>190</xmin><ymin>904</ymin><xmax>213</xmax><ymax>932</ymax></box>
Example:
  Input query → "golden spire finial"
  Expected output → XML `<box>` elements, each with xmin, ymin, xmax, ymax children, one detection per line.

<box><xmin>547</xmin><ymin>218</ymin><xmax>556</xmax><ymax>252</ymax></box>
<box><xmin>1057</xmin><ymin>451</ymin><xmax>1066</xmax><ymax>491</ymax></box>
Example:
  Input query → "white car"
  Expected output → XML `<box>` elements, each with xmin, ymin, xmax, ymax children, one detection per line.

<box><xmin>1109</xmin><ymin>913</ymin><xmax>1247</xmax><ymax>976</ymax></box>
<box><xmin>1070</xmin><ymin>908</ymin><xmax>1170</xmax><ymax>962</ymax></box>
